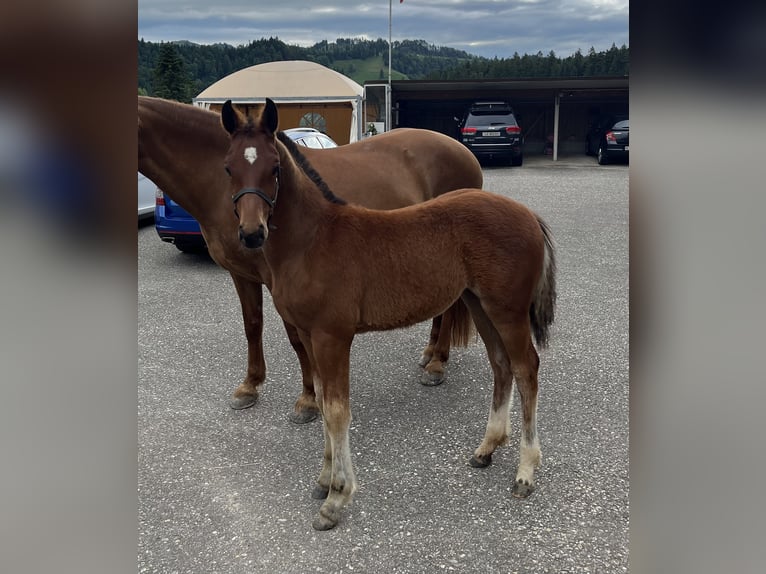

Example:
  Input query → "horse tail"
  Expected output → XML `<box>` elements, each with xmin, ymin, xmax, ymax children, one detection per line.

<box><xmin>449</xmin><ymin>297</ymin><xmax>476</xmax><ymax>347</ymax></box>
<box><xmin>530</xmin><ymin>215</ymin><xmax>557</xmax><ymax>349</ymax></box>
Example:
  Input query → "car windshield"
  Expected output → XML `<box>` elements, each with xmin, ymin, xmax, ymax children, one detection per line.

<box><xmin>318</xmin><ymin>136</ymin><xmax>337</xmax><ymax>149</ymax></box>
<box><xmin>467</xmin><ymin>113</ymin><xmax>515</xmax><ymax>125</ymax></box>
<box><xmin>298</xmin><ymin>135</ymin><xmax>324</xmax><ymax>149</ymax></box>
<box><xmin>612</xmin><ymin>120</ymin><xmax>629</xmax><ymax>129</ymax></box>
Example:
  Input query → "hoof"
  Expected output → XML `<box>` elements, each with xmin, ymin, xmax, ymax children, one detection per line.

<box><xmin>512</xmin><ymin>479</ymin><xmax>535</xmax><ymax>498</ymax></box>
<box><xmin>311</xmin><ymin>485</ymin><xmax>330</xmax><ymax>500</ymax></box>
<box><xmin>229</xmin><ymin>394</ymin><xmax>257</xmax><ymax>410</ymax></box>
<box><xmin>312</xmin><ymin>516</ymin><xmax>337</xmax><ymax>531</ymax></box>
<box><xmin>312</xmin><ymin>510</ymin><xmax>339</xmax><ymax>531</ymax></box>
<box><xmin>419</xmin><ymin>370</ymin><xmax>445</xmax><ymax>386</ymax></box>
<box><xmin>469</xmin><ymin>453</ymin><xmax>492</xmax><ymax>468</ymax></box>
<box><xmin>417</xmin><ymin>353</ymin><xmax>432</xmax><ymax>368</ymax></box>
<box><xmin>288</xmin><ymin>408</ymin><xmax>320</xmax><ymax>424</ymax></box>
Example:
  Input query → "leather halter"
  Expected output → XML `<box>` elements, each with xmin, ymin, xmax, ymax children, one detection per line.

<box><xmin>231</xmin><ymin>170</ymin><xmax>280</xmax><ymax>225</ymax></box>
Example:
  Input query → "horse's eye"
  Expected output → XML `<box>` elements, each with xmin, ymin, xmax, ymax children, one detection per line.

<box><xmin>272</xmin><ymin>166</ymin><xmax>279</xmax><ymax>176</ymax></box>
<box><xmin>224</xmin><ymin>166</ymin><xmax>231</xmax><ymax>177</ymax></box>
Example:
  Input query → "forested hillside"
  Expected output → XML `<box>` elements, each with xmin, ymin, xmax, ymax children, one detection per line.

<box><xmin>138</xmin><ymin>36</ymin><xmax>629</xmax><ymax>103</ymax></box>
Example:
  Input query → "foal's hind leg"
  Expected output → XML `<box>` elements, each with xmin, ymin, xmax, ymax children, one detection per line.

<box><xmin>507</xmin><ymin>337</ymin><xmax>541</xmax><ymax>498</ymax></box>
<box><xmin>460</xmin><ymin>294</ymin><xmax>514</xmax><ymax>467</ymax></box>
<box><xmin>486</xmin><ymin>317</ymin><xmax>542</xmax><ymax>498</ymax></box>
<box><xmin>463</xmin><ymin>294</ymin><xmax>542</xmax><ymax>496</ymax></box>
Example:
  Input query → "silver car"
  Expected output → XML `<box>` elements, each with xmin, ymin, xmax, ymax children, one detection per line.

<box><xmin>138</xmin><ymin>171</ymin><xmax>156</xmax><ymax>220</ymax></box>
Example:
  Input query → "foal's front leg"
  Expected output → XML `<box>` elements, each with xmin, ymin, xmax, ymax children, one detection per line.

<box><xmin>306</xmin><ymin>331</ymin><xmax>357</xmax><ymax>531</ymax></box>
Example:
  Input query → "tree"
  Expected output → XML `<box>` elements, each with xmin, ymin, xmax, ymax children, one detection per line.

<box><xmin>152</xmin><ymin>43</ymin><xmax>192</xmax><ymax>102</ymax></box>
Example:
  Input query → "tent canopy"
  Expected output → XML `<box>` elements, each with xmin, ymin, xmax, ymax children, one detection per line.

<box><xmin>194</xmin><ymin>60</ymin><xmax>364</xmax><ymax>142</ymax></box>
<box><xmin>195</xmin><ymin>60</ymin><xmax>363</xmax><ymax>100</ymax></box>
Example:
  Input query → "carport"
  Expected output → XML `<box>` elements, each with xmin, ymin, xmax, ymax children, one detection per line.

<box><xmin>364</xmin><ymin>76</ymin><xmax>628</xmax><ymax>160</ymax></box>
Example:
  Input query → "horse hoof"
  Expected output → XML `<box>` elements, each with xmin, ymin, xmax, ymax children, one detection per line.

<box><xmin>311</xmin><ymin>485</ymin><xmax>330</xmax><ymax>500</ymax></box>
<box><xmin>469</xmin><ymin>453</ymin><xmax>492</xmax><ymax>468</ymax></box>
<box><xmin>419</xmin><ymin>371</ymin><xmax>445</xmax><ymax>386</ymax></box>
<box><xmin>289</xmin><ymin>408</ymin><xmax>319</xmax><ymax>424</ymax></box>
<box><xmin>512</xmin><ymin>479</ymin><xmax>535</xmax><ymax>498</ymax></box>
<box><xmin>417</xmin><ymin>353</ymin><xmax>432</xmax><ymax>368</ymax></box>
<box><xmin>229</xmin><ymin>395</ymin><xmax>257</xmax><ymax>410</ymax></box>
<box><xmin>311</xmin><ymin>510</ymin><xmax>340</xmax><ymax>530</ymax></box>
<box><xmin>312</xmin><ymin>511</ymin><xmax>338</xmax><ymax>531</ymax></box>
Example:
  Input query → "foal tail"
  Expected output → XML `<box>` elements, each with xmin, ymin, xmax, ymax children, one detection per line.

<box><xmin>530</xmin><ymin>215</ymin><xmax>557</xmax><ymax>349</ymax></box>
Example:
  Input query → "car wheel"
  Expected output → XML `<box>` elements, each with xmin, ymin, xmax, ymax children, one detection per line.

<box><xmin>511</xmin><ymin>154</ymin><xmax>523</xmax><ymax>167</ymax></box>
<box><xmin>597</xmin><ymin>145</ymin><xmax>608</xmax><ymax>165</ymax></box>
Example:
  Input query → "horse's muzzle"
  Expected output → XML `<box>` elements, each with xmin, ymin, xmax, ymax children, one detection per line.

<box><xmin>239</xmin><ymin>225</ymin><xmax>266</xmax><ymax>249</ymax></box>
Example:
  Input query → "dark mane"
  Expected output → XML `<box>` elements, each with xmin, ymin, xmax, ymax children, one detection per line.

<box><xmin>276</xmin><ymin>131</ymin><xmax>346</xmax><ymax>205</ymax></box>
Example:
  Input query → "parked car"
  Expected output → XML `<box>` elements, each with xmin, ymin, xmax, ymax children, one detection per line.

<box><xmin>154</xmin><ymin>189</ymin><xmax>205</xmax><ymax>253</ymax></box>
<box><xmin>283</xmin><ymin>127</ymin><xmax>338</xmax><ymax>149</ymax></box>
<box><xmin>457</xmin><ymin>101</ymin><xmax>523</xmax><ymax>166</ymax></box>
<box><xmin>138</xmin><ymin>171</ymin><xmax>156</xmax><ymax>221</ymax></box>
<box><xmin>586</xmin><ymin>114</ymin><xmax>629</xmax><ymax>164</ymax></box>
<box><xmin>154</xmin><ymin>128</ymin><xmax>339</xmax><ymax>252</ymax></box>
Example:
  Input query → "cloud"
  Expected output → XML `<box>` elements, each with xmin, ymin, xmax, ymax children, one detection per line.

<box><xmin>138</xmin><ymin>0</ymin><xmax>628</xmax><ymax>58</ymax></box>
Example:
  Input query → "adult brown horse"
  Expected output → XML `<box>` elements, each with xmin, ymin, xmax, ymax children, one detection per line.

<box><xmin>138</xmin><ymin>96</ymin><xmax>483</xmax><ymax>422</ymax></box>
<box><xmin>222</xmin><ymin>99</ymin><xmax>557</xmax><ymax>530</ymax></box>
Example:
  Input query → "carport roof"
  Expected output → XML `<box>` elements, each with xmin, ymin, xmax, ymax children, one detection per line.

<box><xmin>371</xmin><ymin>75</ymin><xmax>629</xmax><ymax>101</ymax></box>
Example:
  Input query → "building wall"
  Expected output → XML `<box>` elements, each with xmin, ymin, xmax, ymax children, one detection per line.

<box><xmin>276</xmin><ymin>102</ymin><xmax>353</xmax><ymax>145</ymax></box>
<box><xmin>205</xmin><ymin>101</ymin><xmax>354</xmax><ymax>145</ymax></box>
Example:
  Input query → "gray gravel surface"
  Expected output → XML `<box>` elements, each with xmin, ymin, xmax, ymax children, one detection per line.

<box><xmin>138</xmin><ymin>155</ymin><xmax>629</xmax><ymax>573</ymax></box>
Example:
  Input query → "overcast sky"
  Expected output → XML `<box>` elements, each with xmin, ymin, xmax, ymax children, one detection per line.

<box><xmin>138</xmin><ymin>0</ymin><xmax>629</xmax><ymax>59</ymax></box>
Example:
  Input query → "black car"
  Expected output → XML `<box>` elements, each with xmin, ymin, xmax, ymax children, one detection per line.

<box><xmin>586</xmin><ymin>114</ymin><xmax>629</xmax><ymax>164</ymax></box>
<box><xmin>457</xmin><ymin>101</ymin><xmax>523</xmax><ymax>166</ymax></box>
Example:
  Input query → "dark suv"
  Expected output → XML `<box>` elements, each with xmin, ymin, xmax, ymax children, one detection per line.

<box><xmin>458</xmin><ymin>101</ymin><xmax>523</xmax><ymax>166</ymax></box>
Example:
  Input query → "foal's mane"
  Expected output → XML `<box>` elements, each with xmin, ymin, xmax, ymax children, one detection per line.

<box><xmin>276</xmin><ymin>132</ymin><xmax>346</xmax><ymax>205</ymax></box>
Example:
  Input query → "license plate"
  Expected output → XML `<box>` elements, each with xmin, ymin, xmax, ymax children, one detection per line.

<box><xmin>482</xmin><ymin>132</ymin><xmax>500</xmax><ymax>137</ymax></box>
<box><xmin>624</xmin><ymin>145</ymin><xmax>629</xmax><ymax>151</ymax></box>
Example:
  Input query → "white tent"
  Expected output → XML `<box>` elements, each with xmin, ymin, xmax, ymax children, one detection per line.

<box><xmin>194</xmin><ymin>60</ymin><xmax>364</xmax><ymax>143</ymax></box>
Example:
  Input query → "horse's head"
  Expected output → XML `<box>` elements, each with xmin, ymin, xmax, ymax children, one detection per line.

<box><xmin>221</xmin><ymin>98</ymin><xmax>281</xmax><ymax>249</ymax></box>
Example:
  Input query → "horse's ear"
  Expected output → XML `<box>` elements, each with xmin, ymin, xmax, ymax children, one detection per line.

<box><xmin>262</xmin><ymin>98</ymin><xmax>279</xmax><ymax>135</ymax></box>
<box><xmin>221</xmin><ymin>100</ymin><xmax>239</xmax><ymax>135</ymax></box>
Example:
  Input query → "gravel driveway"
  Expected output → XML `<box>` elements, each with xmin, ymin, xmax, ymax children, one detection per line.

<box><xmin>138</xmin><ymin>155</ymin><xmax>629</xmax><ymax>573</ymax></box>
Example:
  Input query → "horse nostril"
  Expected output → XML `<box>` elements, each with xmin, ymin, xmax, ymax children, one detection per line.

<box><xmin>238</xmin><ymin>225</ymin><xmax>266</xmax><ymax>249</ymax></box>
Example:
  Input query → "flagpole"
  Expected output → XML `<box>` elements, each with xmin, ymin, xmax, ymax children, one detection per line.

<box><xmin>387</xmin><ymin>0</ymin><xmax>392</xmax><ymax>132</ymax></box>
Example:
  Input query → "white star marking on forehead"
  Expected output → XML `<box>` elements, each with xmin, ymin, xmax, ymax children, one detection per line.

<box><xmin>244</xmin><ymin>147</ymin><xmax>257</xmax><ymax>164</ymax></box>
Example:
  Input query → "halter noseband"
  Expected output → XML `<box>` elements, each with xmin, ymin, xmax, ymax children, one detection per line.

<box><xmin>231</xmin><ymin>169</ymin><xmax>280</xmax><ymax>227</ymax></box>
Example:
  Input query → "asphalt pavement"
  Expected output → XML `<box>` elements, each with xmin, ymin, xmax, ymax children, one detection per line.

<box><xmin>138</xmin><ymin>154</ymin><xmax>629</xmax><ymax>573</ymax></box>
